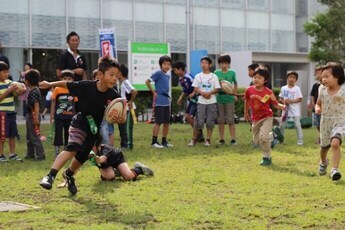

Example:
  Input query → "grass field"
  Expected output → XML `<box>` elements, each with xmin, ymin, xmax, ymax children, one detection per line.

<box><xmin>1</xmin><ymin>122</ymin><xmax>345</xmax><ymax>229</ymax></box>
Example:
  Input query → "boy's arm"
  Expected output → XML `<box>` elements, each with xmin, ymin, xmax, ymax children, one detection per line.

<box><xmin>315</xmin><ymin>97</ymin><xmax>322</xmax><ymax>114</ymax></box>
<box><xmin>50</xmin><ymin>99</ymin><xmax>56</xmax><ymax>124</ymax></box>
<box><xmin>244</xmin><ymin>89</ymin><xmax>250</xmax><ymax>122</ymax></box>
<box><xmin>0</xmin><ymin>86</ymin><xmax>16</xmax><ymax>102</ymax></box>
<box><xmin>96</xmin><ymin>155</ymin><xmax>107</xmax><ymax>165</ymax></box>
<box><xmin>39</xmin><ymin>81</ymin><xmax>68</xmax><ymax>90</ymax></box>
<box><xmin>177</xmin><ymin>92</ymin><xmax>185</xmax><ymax>105</ymax></box>
<box><xmin>145</xmin><ymin>79</ymin><xmax>157</xmax><ymax>97</ymax></box>
<box><xmin>270</xmin><ymin>93</ymin><xmax>285</xmax><ymax>110</ymax></box>
<box><xmin>285</xmin><ymin>97</ymin><xmax>302</xmax><ymax>105</ymax></box>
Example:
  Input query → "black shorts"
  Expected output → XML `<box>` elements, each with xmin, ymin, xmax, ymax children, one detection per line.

<box><xmin>154</xmin><ymin>106</ymin><xmax>170</xmax><ymax>125</ymax></box>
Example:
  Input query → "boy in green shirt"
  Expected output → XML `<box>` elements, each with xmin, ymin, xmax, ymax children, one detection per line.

<box><xmin>215</xmin><ymin>54</ymin><xmax>238</xmax><ymax>145</ymax></box>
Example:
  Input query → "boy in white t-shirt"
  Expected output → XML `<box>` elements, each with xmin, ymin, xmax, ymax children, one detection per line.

<box><xmin>279</xmin><ymin>71</ymin><xmax>304</xmax><ymax>145</ymax></box>
<box><xmin>189</xmin><ymin>56</ymin><xmax>220</xmax><ymax>147</ymax></box>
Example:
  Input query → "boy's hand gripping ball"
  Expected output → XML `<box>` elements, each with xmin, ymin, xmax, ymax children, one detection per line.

<box><xmin>104</xmin><ymin>98</ymin><xmax>127</xmax><ymax>124</ymax></box>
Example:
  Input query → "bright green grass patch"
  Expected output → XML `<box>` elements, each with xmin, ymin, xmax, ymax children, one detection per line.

<box><xmin>1</xmin><ymin>122</ymin><xmax>345</xmax><ymax>229</ymax></box>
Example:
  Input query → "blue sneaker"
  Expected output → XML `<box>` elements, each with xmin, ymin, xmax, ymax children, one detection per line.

<box><xmin>260</xmin><ymin>157</ymin><xmax>272</xmax><ymax>166</ymax></box>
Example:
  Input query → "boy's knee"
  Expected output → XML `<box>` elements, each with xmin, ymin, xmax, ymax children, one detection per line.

<box><xmin>331</xmin><ymin>134</ymin><xmax>342</xmax><ymax>148</ymax></box>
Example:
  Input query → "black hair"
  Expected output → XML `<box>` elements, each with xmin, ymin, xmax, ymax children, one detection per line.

<box><xmin>98</xmin><ymin>57</ymin><xmax>120</xmax><ymax>74</ymax></box>
<box><xmin>159</xmin><ymin>55</ymin><xmax>172</xmax><ymax>67</ymax></box>
<box><xmin>217</xmin><ymin>54</ymin><xmax>231</xmax><ymax>64</ymax></box>
<box><xmin>253</xmin><ymin>68</ymin><xmax>270</xmax><ymax>86</ymax></box>
<box><xmin>24</xmin><ymin>62</ymin><xmax>32</xmax><ymax>69</ymax></box>
<box><xmin>60</xmin><ymin>69</ymin><xmax>74</xmax><ymax>79</ymax></box>
<box><xmin>0</xmin><ymin>56</ymin><xmax>10</xmax><ymax>68</ymax></box>
<box><xmin>66</xmin><ymin>31</ymin><xmax>80</xmax><ymax>43</ymax></box>
<box><xmin>200</xmin><ymin>56</ymin><xmax>212</xmax><ymax>65</ymax></box>
<box><xmin>0</xmin><ymin>61</ymin><xmax>9</xmax><ymax>71</ymax></box>
<box><xmin>286</xmin><ymin>71</ymin><xmax>299</xmax><ymax>80</ymax></box>
<box><xmin>25</xmin><ymin>69</ymin><xmax>40</xmax><ymax>86</ymax></box>
<box><xmin>119</xmin><ymin>64</ymin><xmax>128</xmax><ymax>78</ymax></box>
<box><xmin>322</xmin><ymin>62</ymin><xmax>345</xmax><ymax>85</ymax></box>
<box><xmin>172</xmin><ymin>61</ymin><xmax>186</xmax><ymax>71</ymax></box>
<box><xmin>248</xmin><ymin>63</ymin><xmax>259</xmax><ymax>70</ymax></box>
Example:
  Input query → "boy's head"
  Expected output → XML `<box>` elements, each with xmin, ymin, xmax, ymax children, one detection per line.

<box><xmin>217</xmin><ymin>54</ymin><xmax>231</xmax><ymax>65</ymax></box>
<box><xmin>248</xmin><ymin>63</ymin><xmax>259</xmax><ymax>77</ymax></box>
<box><xmin>200</xmin><ymin>56</ymin><xmax>212</xmax><ymax>72</ymax></box>
<box><xmin>0</xmin><ymin>56</ymin><xmax>10</xmax><ymax>69</ymax></box>
<box><xmin>60</xmin><ymin>69</ymin><xmax>74</xmax><ymax>82</ymax></box>
<box><xmin>25</xmin><ymin>69</ymin><xmax>40</xmax><ymax>86</ymax></box>
<box><xmin>286</xmin><ymin>71</ymin><xmax>298</xmax><ymax>81</ymax></box>
<box><xmin>253</xmin><ymin>67</ymin><xmax>270</xmax><ymax>86</ymax></box>
<box><xmin>24</xmin><ymin>62</ymin><xmax>32</xmax><ymax>71</ymax></box>
<box><xmin>66</xmin><ymin>31</ymin><xmax>80</xmax><ymax>51</ymax></box>
<box><xmin>159</xmin><ymin>55</ymin><xmax>172</xmax><ymax>73</ymax></box>
<box><xmin>200</xmin><ymin>56</ymin><xmax>212</xmax><ymax>65</ymax></box>
<box><xmin>322</xmin><ymin>62</ymin><xmax>345</xmax><ymax>85</ymax></box>
<box><xmin>0</xmin><ymin>61</ymin><xmax>9</xmax><ymax>81</ymax></box>
<box><xmin>315</xmin><ymin>66</ymin><xmax>322</xmax><ymax>81</ymax></box>
<box><xmin>119</xmin><ymin>64</ymin><xmax>128</xmax><ymax>79</ymax></box>
<box><xmin>172</xmin><ymin>61</ymin><xmax>186</xmax><ymax>77</ymax></box>
<box><xmin>98</xmin><ymin>57</ymin><xmax>120</xmax><ymax>88</ymax></box>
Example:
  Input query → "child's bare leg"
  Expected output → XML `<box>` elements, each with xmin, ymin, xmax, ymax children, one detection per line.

<box><xmin>218</xmin><ymin>123</ymin><xmax>225</xmax><ymax>141</ymax></box>
<box><xmin>99</xmin><ymin>167</ymin><xmax>116</xmax><ymax>180</ymax></box>
<box><xmin>320</xmin><ymin>146</ymin><xmax>329</xmax><ymax>165</ymax></box>
<box><xmin>206</xmin><ymin>129</ymin><xmax>213</xmax><ymax>140</ymax></box>
<box><xmin>331</xmin><ymin>138</ymin><xmax>341</xmax><ymax>169</ymax></box>
<box><xmin>117</xmin><ymin>163</ymin><xmax>136</xmax><ymax>181</ymax></box>
<box><xmin>8</xmin><ymin>137</ymin><xmax>15</xmax><ymax>154</ymax></box>
<box><xmin>51</xmin><ymin>150</ymin><xmax>76</xmax><ymax>170</ymax></box>
<box><xmin>162</xmin><ymin>123</ymin><xmax>169</xmax><ymax>138</ymax></box>
<box><xmin>0</xmin><ymin>141</ymin><xmax>4</xmax><ymax>155</ymax></box>
<box><xmin>229</xmin><ymin>124</ymin><xmax>236</xmax><ymax>140</ymax></box>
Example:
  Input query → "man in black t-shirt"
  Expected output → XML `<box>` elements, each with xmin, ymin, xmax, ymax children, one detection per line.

<box><xmin>56</xmin><ymin>31</ymin><xmax>87</xmax><ymax>81</ymax></box>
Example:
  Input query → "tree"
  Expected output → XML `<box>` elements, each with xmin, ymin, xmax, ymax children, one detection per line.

<box><xmin>304</xmin><ymin>1</ymin><xmax>345</xmax><ymax>65</ymax></box>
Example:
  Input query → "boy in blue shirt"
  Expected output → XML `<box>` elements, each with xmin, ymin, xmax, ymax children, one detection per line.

<box><xmin>145</xmin><ymin>55</ymin><xmax>173</xmax><ymax>148</ymax></box>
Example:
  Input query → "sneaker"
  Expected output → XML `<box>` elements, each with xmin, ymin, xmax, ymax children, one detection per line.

<box><xmin>230</xmin><ymin>139</ymin><xmax>237</xmax><ymax>145</ymax></box>
<box><xmin>204</xmin><ymin>140</ymin><xmax>211</xmax><ymax>147</ymax></box>
<box><xmin>9</xmin><ymin>154</ymin><xmax>22</xmax><ymax>161</ymax></box>
<box><xmin>218</xmin><ymin>140</ymin><xmax>225</xmax><ymax>145</ymax></box>
<box><xmin>134</xmin><ymin>162</ymin><xmax>154</xmax><ymax>176</ymax></box>
<box><xmin>297</xmin><ymin>140</ymin><xmax>304</xmax><ymax>146</ymax></box>
<box><xmin>260</xmin><ymin>157</ymin><xmax>272</xmax><ymax>166</ymax></box>
<box><xmin>152</xmin><ymin>143</ymin><xmax>164</xmax><ymax>149</ymax></box>
<box><xmin>39</xmin><ymin>175</ymin><xmax>54</xmax><ymax>190</ymax></box>
<box><xmin>271</xmin><ymin>132</ymin><xmax>278</xmax><ymax>148</ymax></box>
<box><xmin>0</xmin><ymin>154</ymin><xmax>8</xmax><ymax>162</ymax></box>
<box><xmin>62</xmin><ymin>170</ymin><xmax>78</xmax><ymax>195</ymax></box>
<box><xmin>188</xmin><ymin>139</ymin><xmax>196</xmax><ymax>147</ymax></box>
<box><xmin>162</xmin><ymin>142</ymin><xmax>174</xmax><ymax>148</ymax></box>
<box><xmin>273</xmin><ymin>126</ymin><xmax>284</xmax><ymax>143</ymax></box>
<box><xmin>319</xmin><ymin>162</ymin><xmax>328</xmax><ymax>175</ymax></box>
<box><xmin>331</xmin><ymin>170</ymin><xmax>342</xmax><ymax>181</ymax></box>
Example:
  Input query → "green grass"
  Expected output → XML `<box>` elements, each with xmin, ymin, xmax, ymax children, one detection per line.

<box><xmin>1</xmin><ymin>122</ymin><xmax>345</xmax><ymax>229</ymax></box>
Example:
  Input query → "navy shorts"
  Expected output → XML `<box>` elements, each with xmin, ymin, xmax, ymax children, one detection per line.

<box><xmin>0</xmin><ymin>113</ymin><xmax>18</xmax><ymax>138</ymax></box>
<box><xmin>186</xmin><ymin>102</ymin><xmax>197</xmax><ymax>117</ymax></box>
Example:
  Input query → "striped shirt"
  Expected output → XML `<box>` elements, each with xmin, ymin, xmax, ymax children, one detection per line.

<box><xmin>0</xmin><ymin>80</ymin><xmax>15</xmax><ymax>112</ymax></box>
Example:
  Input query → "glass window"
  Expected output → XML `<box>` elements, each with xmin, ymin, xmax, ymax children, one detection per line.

<box><xmin>0</xmin><ymin>0</ymin><xmax>29</xmax><ymax>47</ymax></box>
<box><xmin>221</xmin><ymin>9</ymin><xmax>245</xmax><ymax>28</ymax></box>
<box><xmin>166</xmin><ymin>24</ymin><xmax>186</xmax><ymax>52</ymax></box>
<box><xmin>247</xmin><ymin>29</ymin><xmax>269</xmax><ymax>51</ymax></box>
<box><xmin>247</xmin><ymin>12</ymin><xmax>269</xmax><ymax>29</ymax></box>
<box><xmin>271</xmin><ymin>0</ymin><xmax>294</xmax><ymax>14</ymax></box>
<box><xmin>272</xmin><ymin>31</ymin><xmax>294</xmax><ymax>52</ymax></box>
<box><xmin>193</xmin><ymin>0</ymin><xmax>219</xmax><ymax>8</ymax></box>
<box><xmin>247</xmin><ymin>0</ymin><xmax>269</xmax><ymax>12</ymax></box>
<box><xmin>68</xmin><ymin>0</ymin><xmax>101</xmax><ymax>49</ymax></box>
<box><xmin>222</xmin><ymin>27</ymin><xmax>245</xmax><ymax>51</ymax></box>
<box><xmin>32</xmin><ymin>0</ymin><xmax>66</xmax><ymax>47</ymax></box>
<box><xmin>221</xmin><ymin>0</ymin><xmax>245</xmax><ymax>9</ymax></box>
<box><xmin>195</xmin><ymin>25</ymin><xmax>220</xmax><ymax>53</ymax></box>
<box><xmin>271</xmin><ymin>14</ymin><xmax>294</xmax><ymax>31</ymax></box>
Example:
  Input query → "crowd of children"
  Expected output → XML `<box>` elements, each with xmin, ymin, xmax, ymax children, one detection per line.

<box><xmin>0</xmin><ymin>49</ymin><xmax>342</xmax><ymax>197</ymax></box>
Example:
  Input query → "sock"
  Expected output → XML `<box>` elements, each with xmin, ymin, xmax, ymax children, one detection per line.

<box><xmin>162</xmin><ymin>137</ymin><xmax>167</xmax><ymax>144</ymax></box>
<box><xmin>332</xmin><ymin>168</ymin><xmax>338</xmax><ymax>172</ymax></box>
<box><xmin>48</xmin><ymin>168</ymin><xmax>59</xmax><ymax>179</ymax></box>
<box><xmin>65</xmin><ymin>168</ymin><xmax>74</xmax><ymax>177</ymax></box>
<box><xmin>206</xmin><ymin>139</ymin><xmax>210</xmax><ymax>142</ymax></box>
<box><xmin>132</xmin><ymin>167</ymin><xmax>142</xmax><ymax>176</ymax></box>
<box><xmin>152</xmin><ymin>136</ymin><xmax>158</xmax><ymax>144</ymax></box>
<box><xmin>9</xmin><ymin>153</ymin><xmax>16</xmax><ymax>157</ymax></box>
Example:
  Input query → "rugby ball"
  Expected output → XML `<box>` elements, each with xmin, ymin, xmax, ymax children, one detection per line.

<box><xmin>10</xmin><ymin>82</ymin><xmax>26</xmax><ymax>96</ymax></box>
<box><xmin>104</xmin><ymin>98</ymin><xmax>127</xmax><ymax>124</ymax></box>
<box><xmin>220</xmin><ymin>80</ymin><xmax>234</xmax><ymax>94</ymax></box>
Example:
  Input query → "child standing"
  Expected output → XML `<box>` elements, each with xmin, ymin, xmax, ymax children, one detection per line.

<box><xmin>145</xmin><ymin>55</ymin><xmax>173</xmax><ymax>148</ymax></box>
<box><xmin>189</xmin><ymin>56</ymin><xmax>221</xmax><ymax>147</ymax></box>
<box><xmin>0</xmin><ymin>61</ymin><xmax>25</xmax><ymax>162</ymax></box>
<box><xmin>118</xmin><ymin>64</ymin><xmax>137</xmax><ymax>150</ymax></box>
<box><xmin>315</xmin><ymin>62</ymin><xmax>345</xmax><ymax>181</ymax></box>
<box><xmin>39</xmin><ymin>57</ymin><xmax>124</xmax><ymax>195</ymax></box>
<box><xmin>215</xmin><ymin>54</ymin><xmax>238</xmax><ymax>145</ymax></box>
<box><xmin>309</xmin><ymin>66</ymin><xmax>322</xmax><ymax>144</ymax></box>
<box><xmin>50</xmin><ymin>70</ymin><xmax>77</xmax><ymax>158</ymax></box>
<box><xmin>24</xmin><ymin>69</ymin><xmax>45</xmax><ymax>161</ymax></box>
<box><xmin>279</xmin><ymin>71</ymin><xmax>304</xmax><ymax>145</ymax></box>
<box><xmin>244</xmin><ymin>68</ymin><xmax>285</xmax><ymax>165</ymax></box>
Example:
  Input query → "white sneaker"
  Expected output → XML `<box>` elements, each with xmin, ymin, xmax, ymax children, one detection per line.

<box><xmin>204</xmin><ymin>140</ymin><xmax>211</xmax><ymax>147</ymax></box>
<box><xmin>188</xmin><ymin>140</ymin><xmax>196</xmax><ymax>147</ymax></box>
<box><xmin>152</xmin><ymin>143</ymin><xmax>164</xmax><ymax>149</ymax></box>
<box><xmin>331</xmin><ymin>169</ymin><xmax>342</xmax><ymax>181</ymax></box>
<box><xmin>297</xmin><ymin>140</ymin><xmax>304</xmax><ymax>146</ymax></box>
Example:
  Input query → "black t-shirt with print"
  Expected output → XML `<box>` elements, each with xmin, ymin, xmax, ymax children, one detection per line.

<box><xmin>26</xmin><ymin>87</ymin><xmax>41</xmax><ymax>113</ymax></box>
<box><xmin>57</xmin><ymin>50</ymin><xmax>87</xmax><ymax>81</ymax></box>
<box><xmin>67</xmin><ymin>80</ymin><xmax>120</xmax><ymax>127</ymax></box>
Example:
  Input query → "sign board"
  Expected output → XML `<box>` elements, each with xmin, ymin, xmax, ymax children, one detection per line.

<box><xmin>128</xmin><ymin>42</ymin><xmax>170</xmax><ymax>90</ymax></box>
<box><xmin>190</xmin><ymin>49</ymin><xmax>208</xmax><ymax>77</ymax></box>
<box><xmin>99</xmin><ymin>28</ymin><xmax>117</xmax><ymax>59</ymax></box>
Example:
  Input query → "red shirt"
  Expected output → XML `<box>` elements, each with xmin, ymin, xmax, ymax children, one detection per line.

<box><xmin>245</xmin><ymin>86</ymin><xmax>278</xmax><ymax>122</ymax></box>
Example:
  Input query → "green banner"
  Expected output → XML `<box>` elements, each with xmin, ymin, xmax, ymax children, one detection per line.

<box><xmin>131</xmin><ymin>43</ymin><xmax>168</xmax><ymax>54</ymax></box>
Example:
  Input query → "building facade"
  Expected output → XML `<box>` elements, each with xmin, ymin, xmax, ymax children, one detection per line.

<box><xmin>0</xmin><ymin>0</ymin><xmax>325</xmax><ymax>99</ymax></box>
